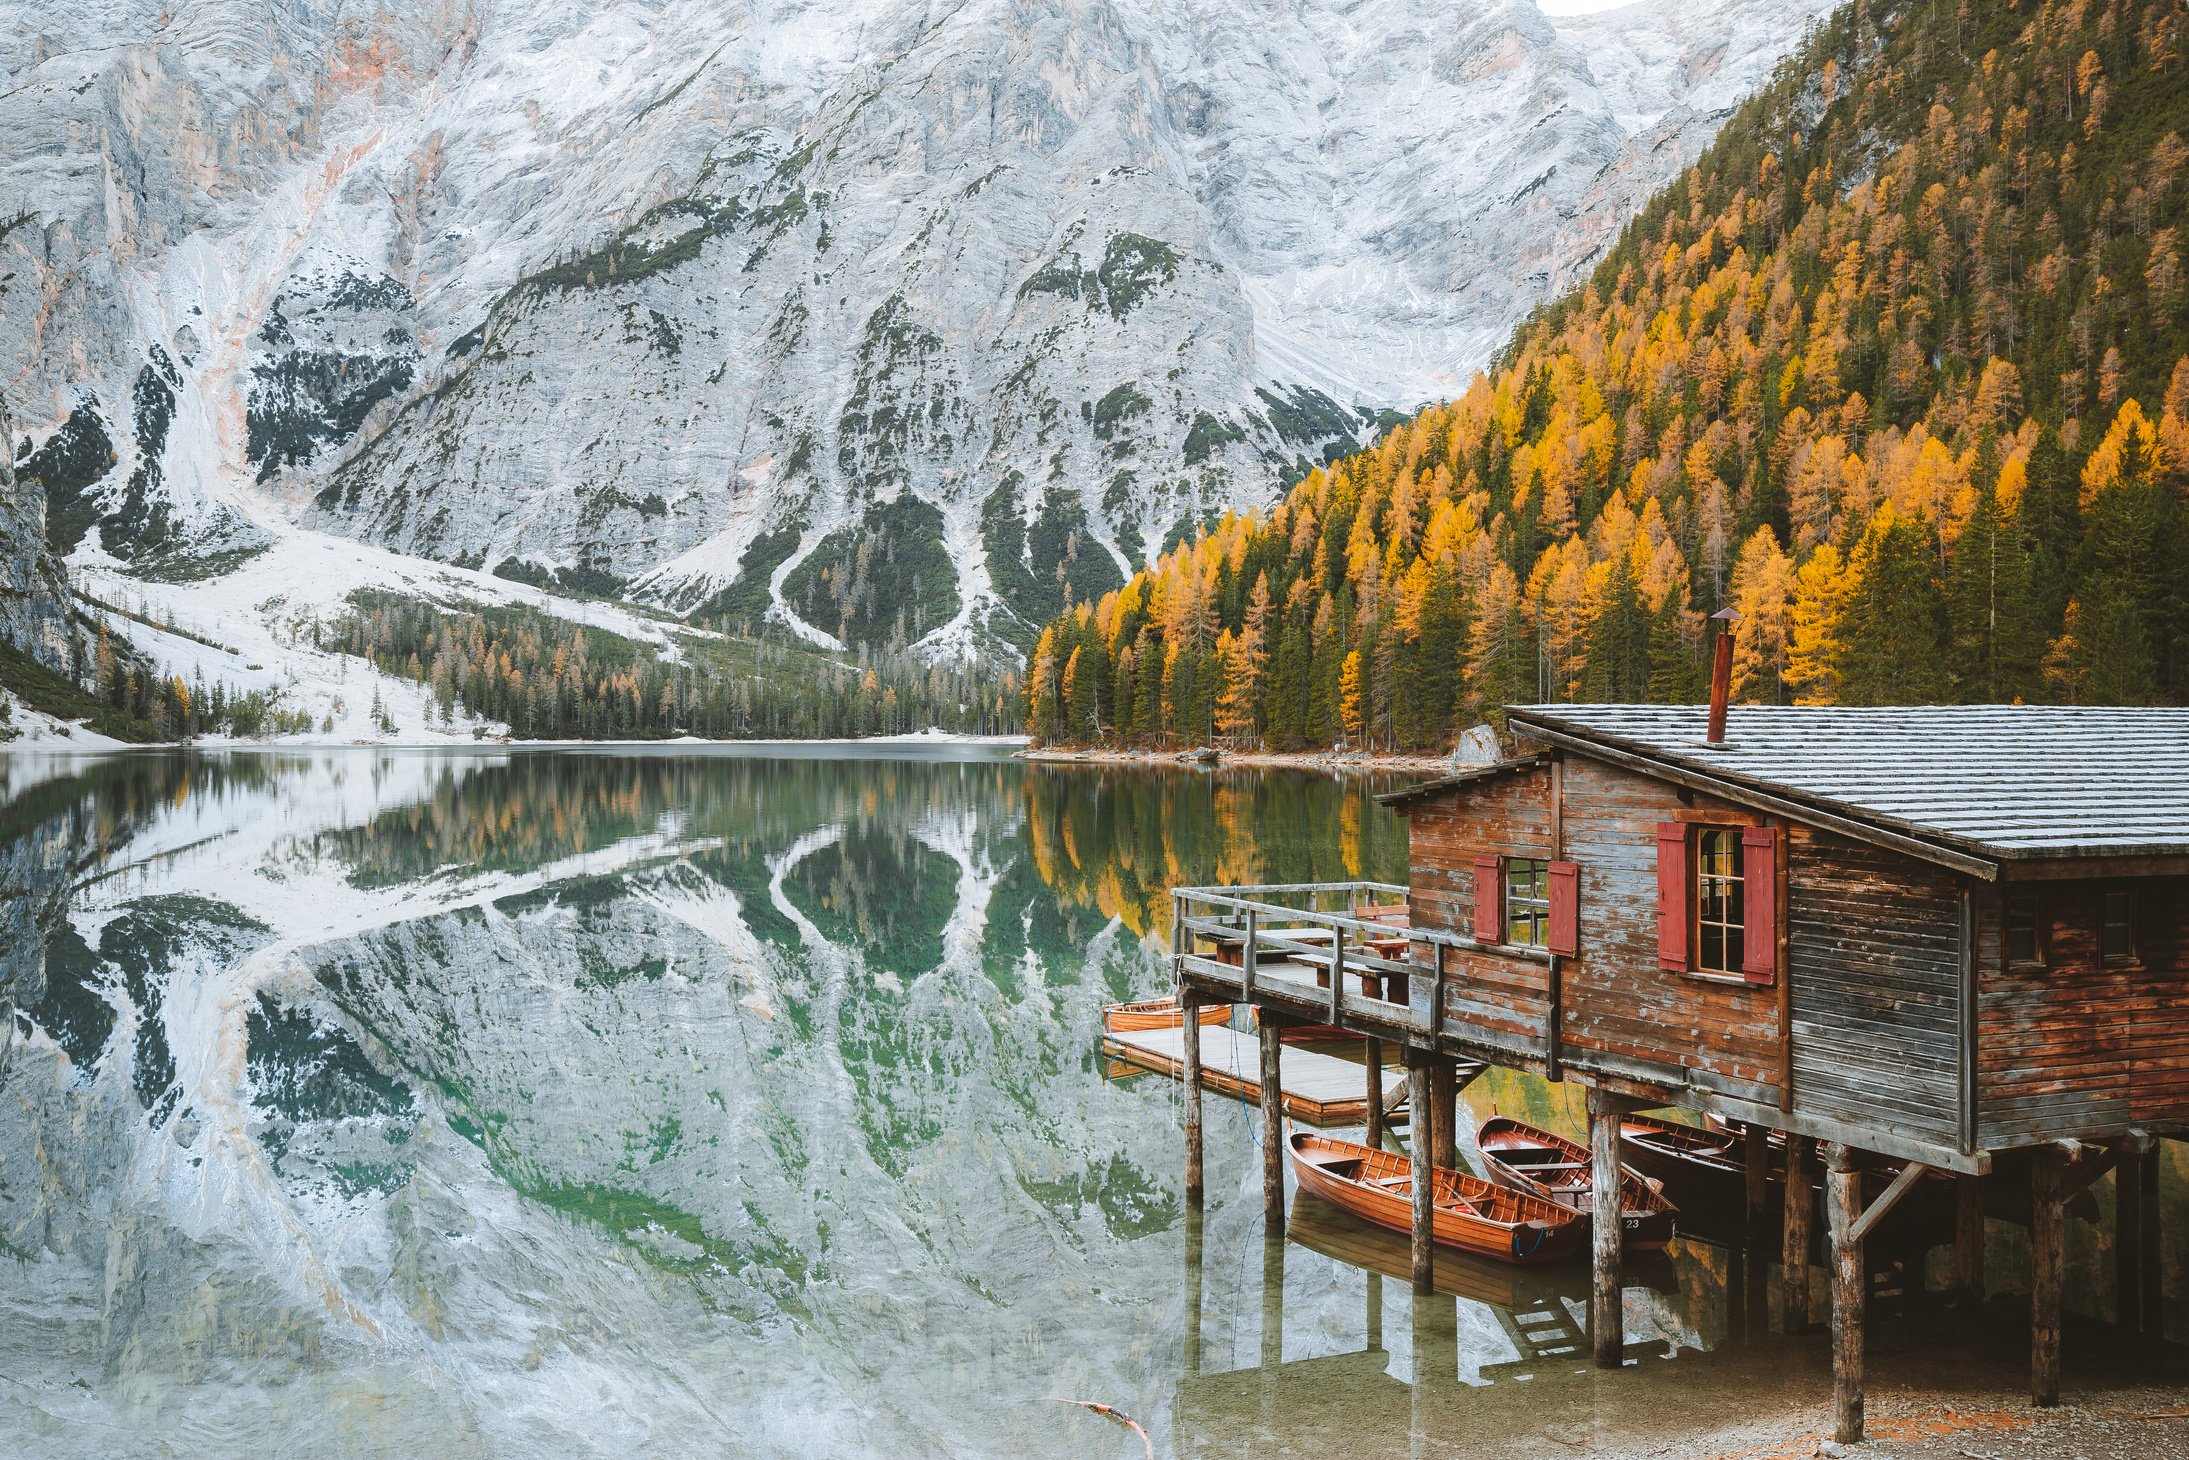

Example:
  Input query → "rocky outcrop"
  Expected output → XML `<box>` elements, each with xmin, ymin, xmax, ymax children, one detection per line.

<box><xmin>0</xmin><ymin>393</ymin><xmax>81</xmax><ymax>676</ymax></box>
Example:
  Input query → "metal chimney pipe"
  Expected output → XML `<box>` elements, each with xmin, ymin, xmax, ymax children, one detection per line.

<box><xmin>1706</xmin><ymin>608</ymin><xmax>1740</xmax><ymax>745</ymax></box>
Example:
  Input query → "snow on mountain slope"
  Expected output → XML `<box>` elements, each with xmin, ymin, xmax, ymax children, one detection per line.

<box><xmin>1</xmin><ymin>0</ymin><xmax>1834</xmax><ymax>667</ymax></box>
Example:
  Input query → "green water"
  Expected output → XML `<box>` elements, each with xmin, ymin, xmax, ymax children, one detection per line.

<box><xmin>0</xmin><ymin>748</ymin><xmax>2177</xmax><ymax>1456</ymax></box>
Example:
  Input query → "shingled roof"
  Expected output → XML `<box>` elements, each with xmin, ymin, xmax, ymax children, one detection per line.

<box><xmin>1497</xmin><ymin>704</ymin><xmax>2189</xmax><ymax>867</ymax></box>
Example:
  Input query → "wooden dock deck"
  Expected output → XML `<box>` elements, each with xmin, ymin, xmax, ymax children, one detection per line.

<box><xmin>1103</xmin><ymin>1023</ymin><xmax>1405</xmax><ymax>1126</ymax></box>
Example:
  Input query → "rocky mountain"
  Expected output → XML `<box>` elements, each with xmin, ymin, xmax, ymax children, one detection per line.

<box><xmin>0</xmin><ymin>393</ymin><xmax>79</xmax><ymax>678</ymax></box>
<box><xmin>3</xmin><ymin>0</ymin><xmax>1834</xmax><ymax>662</ymax></box>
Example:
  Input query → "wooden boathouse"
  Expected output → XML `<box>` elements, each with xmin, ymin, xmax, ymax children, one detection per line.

<box><xmin>1169</xmin><ymin>701</ymin><xmax>2188</xmax><ymax>1445</ymax></box>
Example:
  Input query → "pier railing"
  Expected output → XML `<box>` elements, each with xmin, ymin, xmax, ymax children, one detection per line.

<box><xmin>1170</xmin><ymin>880</ymin><xmax>1552</xmax><ymax>1037</ymax></box>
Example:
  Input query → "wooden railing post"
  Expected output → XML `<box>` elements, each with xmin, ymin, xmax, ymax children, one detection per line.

<box><xmin>1431</xmin><ymin>941</ymin><xmax>1448</xmax><ymax>1038</ymax></box>
<box><xmin>1330</xmin><ymin>934</ymin><xmax>1345</xmax><ymax>1022</ymax></box>
<box><xmin>1242</xmin><ymin>905</ymin><xmax>1258</xmax><ymax>1002</ymax></box>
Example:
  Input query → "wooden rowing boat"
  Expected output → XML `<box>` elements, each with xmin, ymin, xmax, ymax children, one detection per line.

<box><xmin>1477</xmin><ymin>1117</ymin><xmax>1677</xmax><ymax>1251</ymax></box>
<box><xmin>1616</xmin><ymin>1113</ymin><xmax>1750</xmax><ymax>1212</ymax></box>
<box><xmin>1101</xmin><ymin>996</ymin><xmax>1231</xmax><ymax>1035</ymax></box>
<box><xmin>1287</xmin><ymin>1131</ymin><xmax>1584</xmax><ymax>1265</ymax></box>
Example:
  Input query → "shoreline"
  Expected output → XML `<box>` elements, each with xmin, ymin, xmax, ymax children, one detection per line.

<box><xmin>1016</xmin><ymin>744</ymin><xmax>1461</xmax><ymax>774</ymax></box>
<box><xmin>0</xmin><ymin>730</ymin><xmax>1033</xmax><ymax>756</ymax></box>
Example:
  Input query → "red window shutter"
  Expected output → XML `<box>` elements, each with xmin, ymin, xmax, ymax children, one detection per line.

<box><xmin>1547</xmin><ymin>860</ymin><xmax>1579</xmax><ymax>956</ymax></box>
<box><xmin>1741</xmin><ymin>825</ymin><xmax>1778</xmax><ymax>983</ymax></box>
<box><xmin>1655</xmin><ymin>823</ymin><xmax>1689</xmax><ymax>971</ymax></box>
<box><xmin>1472</xmin><ymin>854</ymin><xmax>1503</xmax><ymax>943</ymax></box>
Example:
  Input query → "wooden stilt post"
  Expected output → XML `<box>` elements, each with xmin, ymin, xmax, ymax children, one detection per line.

<box><xmin>1954</xmin><ymin>1173</ymin><xmax>1985</xmax><ymax>1307</ymax></box>
<box><xmin>1184</xmin><ymin>1207</ymin><xmax>1206</xmax><ymax>1375</ymax></box>
<box><xmin>2031</xmin><ymin>1146</ymin><xmax>2065</xmax><ymax>1407</ymax></box>
<box><xmin>1367</xmin><ymin>1270</ymin><xmax>1384</xmax><ymax>1352</ymax></box>
<box><xmin>1782</xmin><ymin>1135</ymin><xmax>1813</xmax><ymax>1332</ymax></box>
<box><xmin>1429</xmin><ymin>1058</ymin><xmax>1458</xmax><ymax>1170</ymax></box>
<box><xmin>1409</xmin><ymin>1054</ymin><xmax>1435</xmax><ymax>1295</ymax></box>
<box><xmin>2117</xmin><ymin>1149</ymin><xmax>2144</xmax><ymax>1335</ymax></box>
<box><xmin>1364</xmin><ymin>1036</ymin><xmax>1385</xmax><ymax>1148</ymax></box>
<box><xmin>2138</xmin><ymin>1145</ymin><xmax>2163</xmax><ymax>1339</ymax></box>
<box><xmin>1743</xmin><ymin>1125</ymin><xmax>1773</xmax><ymax>1336</ymax></box>
<box><xmin>1261</xmin><ymin>1232</ymin><xmax>1285</xmax><ymax>1371</ymax></box>
<box><xmin>1182</xmin><ymin>994</ymin><xmax>1205</xmax><ymax>1210</ymax></box>
<box><xmin>1826</xmin><ymin>1142</ymin><xmax>1865</xmax><ymax>1445</ymax></box>
<box><xmin>1744</xmin><ymin>1123</ymin><xmax>1772</xmax><ymax>1240</ymax></box>
<box><xmin>1260</xmin><ymin>1017</ymin><xmax>1285</xmax><ymax>1234</ymax></box>
<box><xmin>1588</xmin><ymin>1088</ymin><xmax>1628</xmax><ymax>1368</ymax></box>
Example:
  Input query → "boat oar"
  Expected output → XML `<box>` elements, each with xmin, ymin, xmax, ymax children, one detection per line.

<box><xmin>1047</xmin><ymin>1398</ymin><xmax>1156</xmax><ymax>1460</ymax></box>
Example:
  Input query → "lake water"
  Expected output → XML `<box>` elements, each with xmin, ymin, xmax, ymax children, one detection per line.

<box><xmin>0</xmin><ymin>747</ymin><xmax>2178</xmax><ymax>1456</ymax></box>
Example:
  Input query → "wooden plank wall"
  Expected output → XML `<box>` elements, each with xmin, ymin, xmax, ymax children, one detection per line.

<box><xmin>1786</xmin><ymin>831</ymin><xmax>1963</xmax><ymax>1148</ymax></box>
<box><xmin>1404</xmin><ymin>756</ymin><xmax>1785</xmax><ymax>1102</ymax></box>
<box><xmin>1975</xmin><ymin>876</ymin><xmax>2188</xmax><ymax>1143</ymax></box>
<box><xmin>1406</xmin><ymin>768</ymin><xmax>1552</xmax><ymax>1043</ymax></box>
<box><xmin>1556</xmin><ymin>757</ymin><xmax>1782</xmax><ymax>1103</ymax></box>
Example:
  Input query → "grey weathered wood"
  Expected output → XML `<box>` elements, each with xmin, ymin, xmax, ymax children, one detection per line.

<box><xmin>2031</xmin><ymin>1146</ymin><xmax>2065</xmax><ymax>1406</ymax></box>
<box><xmin>1182</xmin><ymin>992</ymin><xmax>1205</xmax><ymax>1209</ymax></box>
<box><xmin>1259</xmin><ymin>1019</ymin><xmax>1284</xmax><ymax>1233</ymax></box>
<box><xmin>1782</xmin><ymin>1135</ymin><xmax>1813</xmax><ymax>1332</ymax></box>
<box><xmin>1588</xmin><ymin>1088</ymin><xmax>1628</xmax><ymax>1368</ymax></box>
<box><xmin>1789</xmin><ymin>840</ymin><xmax>1964</xmax><ymax>1150</ymax></box>
<box><xmin>1958</xmin><ymin>886</ymin><xmax>1976</xmax><ymax>1155</ymax></box>
<box><xmin>1827</xmin><ymin>1142</ymin><xmax>1865</xmax><ymax>1444</ymax></box>
<box><xmin>1409</xmin><ymin>1059</ymin><xmax>1435</xmax><ymax>1295</ymax></box>
<box><xmin>1955</xmin><ymin>1174</ymin><xmax>1985</xmax><ymax>1307</ymax></box>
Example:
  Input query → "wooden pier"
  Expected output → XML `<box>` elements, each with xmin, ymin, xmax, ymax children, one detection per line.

<box><xmin>1104</xmin><ymin>1023</ymin><xmax>1407</xmax><ymax>1127</ymax></box>
<box><xmin>1163</xmin><ymin>701</ymin><xmax>2189</xmax><ymax>1446</ymax></box>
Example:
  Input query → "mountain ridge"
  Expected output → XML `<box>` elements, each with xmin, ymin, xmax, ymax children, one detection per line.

<box><xmin>3</xmin><ymin>0</ymin><xmax>1834</xmax><ymax>673</ymax></box>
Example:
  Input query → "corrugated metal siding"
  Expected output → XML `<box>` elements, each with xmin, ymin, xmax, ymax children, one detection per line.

<box><xmin>1788</xmin><ymin>830</ymin><xmax>1962</xmax><ymax>1146</ymax></box>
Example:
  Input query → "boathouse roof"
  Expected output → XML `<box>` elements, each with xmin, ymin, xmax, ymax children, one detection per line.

<box><xmin>1406</xmin><ymin>705</ymin><xmax>2189</xmax><ymax>869</ymax></box>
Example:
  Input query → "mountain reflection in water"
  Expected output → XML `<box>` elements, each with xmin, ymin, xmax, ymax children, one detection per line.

<box><xmin>0</xmin><ymin>748</ymin><xmax>2177</xmax><ymax>1457</ymax></box>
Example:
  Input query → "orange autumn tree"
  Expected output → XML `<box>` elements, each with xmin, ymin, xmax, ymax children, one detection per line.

<box><xmin>1026</xmin><ymin>0</ymin><xmax>2189</xmax><ymax>747</ymax></box>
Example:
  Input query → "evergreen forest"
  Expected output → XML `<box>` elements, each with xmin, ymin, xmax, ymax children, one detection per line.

<box><xmin>1025</xmin><ymin>0</ymin><xmax>2189</xmax><ymax>749</ymax></box>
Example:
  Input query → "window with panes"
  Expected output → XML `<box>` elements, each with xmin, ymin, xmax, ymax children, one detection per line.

<box><xmin>1694</xmin><ymin>828</ymin><xmax>1746</xmax><ymax>975</ymax></box>
<box><xmin>2100</xmin><ymin>890</ymin><xmax>2136</xmax><ymax>965</ymax></box>
<box><xmin>1505</xmin><ymin>858</ymin><xmax>1550</xmax><ymax>949</ymax></box>
<box><xmin>2005</xmin><ymin>894</ymin><xmax>2046</xmax><ymax>968</ymax></box>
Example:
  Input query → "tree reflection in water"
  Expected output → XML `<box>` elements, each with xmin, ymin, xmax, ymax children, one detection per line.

<box><xmin>0</xmin><ymin>749</ymin><xmax>2173</xmax><ymax>1458</ymax></box>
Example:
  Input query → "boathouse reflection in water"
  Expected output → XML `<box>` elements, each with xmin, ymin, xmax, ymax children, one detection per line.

<box><xmin>0</xmin><ymin>748</ymin><xmax>2180</xmax><ymax>1458</ymax></box>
